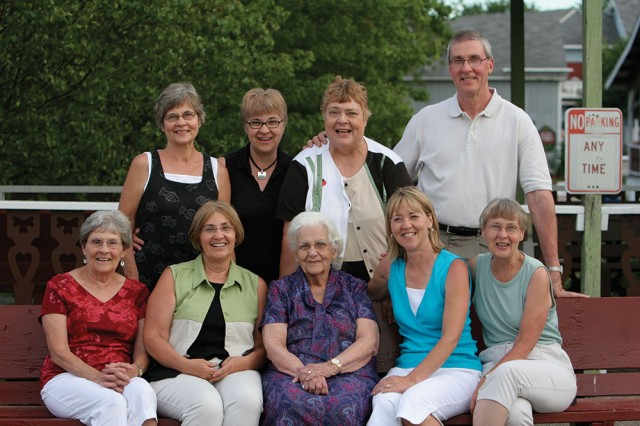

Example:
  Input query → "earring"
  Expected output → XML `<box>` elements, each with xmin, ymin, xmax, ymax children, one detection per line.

<box><xmin>83</xmin><ymin>258</ymin><xmax>87</xmax><ymax>264</ymax></box>
<box><xmin>120</xmin><ymin>260</ymin><xmax>125</xmax><ymax>267</ymax></box>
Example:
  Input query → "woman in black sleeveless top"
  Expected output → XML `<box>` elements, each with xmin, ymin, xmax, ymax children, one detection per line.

<box><xmin>119</xmin><ymin>82</ymin><xmax>230</xmax><ymax>290</ymax></box>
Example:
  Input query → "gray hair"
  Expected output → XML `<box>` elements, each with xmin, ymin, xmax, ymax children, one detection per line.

<box><xmin>447</xmin><ymin>30</ymin><xmax>493</xmax><ymax>62</ymax></box>
<box><xmin>479</xmin><ymin>198</ymin><xmax>530</xmax><ymax>231</ymax></box>
<box><xmin>154</xmin><ymin>82</ymin><xmax>206</xmax><ymax>129</ymax></box>
<box><xmin>287</xmin><ymin>212</ymin><xmax>343</xmax><ymax>267</ymax></box>
<box><xmin>79</xmin><ymin>210</ymin><xmax>132</xmax><ymax>249</ymax></box>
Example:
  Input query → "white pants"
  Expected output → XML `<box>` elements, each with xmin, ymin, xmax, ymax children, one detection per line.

<box><xmin>150</xmin><ymin>370</ymin><xmax>262</xmax><ymax>426</ymax></box>
<box><xmin>367</xmin><ymin>367</ymin><xmax>481</xmax><ymax>426</ymax></box>
<box><xmin>477</xmin><ymin>342</ymin><xmax>577</xmax><ymax>426</ymax></box>
<box><xmin>41</xmin><ymin>372</ymin><xmax>157</xmax><ymax>426</ymax></box>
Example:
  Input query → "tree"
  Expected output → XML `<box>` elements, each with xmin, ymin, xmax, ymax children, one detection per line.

<box><xmin>0</xmin><ymin>0</ymin><xmax>451</xmax><ymax>186</ymax></box>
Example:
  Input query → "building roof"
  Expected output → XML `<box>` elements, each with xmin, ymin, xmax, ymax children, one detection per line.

<box><xmin>606</xmin><ymin>12</ymin><xmax>640</xmax><ymax>89</ymax></box>
<box><xmin>419</xmin><ymin>10</ymin><xmax>569</xmax><ymax>79</ymax></box>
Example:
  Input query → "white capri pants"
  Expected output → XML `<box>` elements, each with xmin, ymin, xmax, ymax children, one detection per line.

<box><xmin>477</xmin><ymin>342</ymin><xmax>577</xmax><ymax>426</ymax></box>
<box><xmin>150</xmin><ymin>370</ymin><xmax>262</xmax><ymax>426</ymax></box>
<box><xmin>367</xmin><ymin>367</ymin><xmax>481</xmax><ymax>426</ymax></box>
<box><xmin>41</xmin><ymin>372</ymin><xmax>157</xmax><ymax>426</ymax></box>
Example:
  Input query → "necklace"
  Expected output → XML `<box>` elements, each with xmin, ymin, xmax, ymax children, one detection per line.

<box><xmin>249</xmin><ymin>151</ymin><xmax>278</xmax><ymax>180</ymax></box>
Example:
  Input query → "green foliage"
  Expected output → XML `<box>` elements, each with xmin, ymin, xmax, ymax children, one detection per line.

<box><xmin>0</xmin><ymin>0</ymin><xmax>451</xmax><ymax>185</ymax></box>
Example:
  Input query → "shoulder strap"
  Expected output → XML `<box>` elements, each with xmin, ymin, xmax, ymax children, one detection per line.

<box><xmin>306</xmin><ymin>155</ymin><xmax>323</xmax><ymax>212</ymax></box>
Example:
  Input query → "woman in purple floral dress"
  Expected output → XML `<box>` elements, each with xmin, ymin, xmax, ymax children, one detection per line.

<box><xmin>261</xmin><ymin>212</ymin><xmax>379</xmax><ymax>425</ymax></box>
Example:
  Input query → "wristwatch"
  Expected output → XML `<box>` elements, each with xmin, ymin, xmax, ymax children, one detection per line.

<box><xmin>329</xmin><ymin>358</ymin><xmax>342</xmax><ymax>373</ymax></box>
<box><xmin>547</xmin><ymin>265</ymin><xmax>563</xmax><ymax>274</ymax></box>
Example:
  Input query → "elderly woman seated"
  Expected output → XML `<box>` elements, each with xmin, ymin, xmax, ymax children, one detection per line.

<box><xmin>40</xmin><ymin>210</ymin><xmax>156</xmax><ymax>426</ymax></box>
<box><xmin>260</xmin><ymin>211</ymin><xmax>379</xmax><ymax>425</ymax></box>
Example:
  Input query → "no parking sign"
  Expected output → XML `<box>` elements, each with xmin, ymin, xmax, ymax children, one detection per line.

<box><xmin>565</xmin><ymin>108</ymin><xmax>623</xmax><ymax>194</ymax></box>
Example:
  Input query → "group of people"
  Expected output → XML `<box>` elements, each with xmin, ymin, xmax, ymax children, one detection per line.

<box><xmin>39</xmin><ymin>30</ymin><xmax>581</xmax><ymax>426</ymax></box>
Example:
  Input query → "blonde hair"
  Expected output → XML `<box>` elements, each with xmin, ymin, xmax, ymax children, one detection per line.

<box><xmin>241</xmin><ymin>88</ymin><xmax>288</xmax><ymax>123</ymax></box>
<box><xmin>385</xmin><ymin>186</ymin><xmax>443</xmax><ymax>261</ymax></box>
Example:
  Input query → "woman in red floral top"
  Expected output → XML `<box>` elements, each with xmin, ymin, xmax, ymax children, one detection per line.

<box><xmin>40</xmin><ymin>210</ymin><xmax>157</xmax><ymax>426</ymax></box>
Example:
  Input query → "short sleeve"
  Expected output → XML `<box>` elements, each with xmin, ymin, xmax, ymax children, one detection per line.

<box><xmin>40</xmin><ymin>275</ymin><xmax>70</xmax><ymax>318</ymax></box>
<box><xmin>260</xmin><ymin>278</ymin><xmax>291</xmax><ymax>327</ymax></box>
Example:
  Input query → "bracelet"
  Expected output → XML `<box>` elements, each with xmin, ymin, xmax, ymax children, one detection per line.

<box><xmin>135</xmin><ymin>362</ymin><xmax>143</xmax><ymax>377</ymax></box>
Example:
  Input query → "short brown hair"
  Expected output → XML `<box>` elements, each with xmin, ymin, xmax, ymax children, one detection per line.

<box><xmin>188</xmin><ymin>201</ymin><xmax>244</xmax><ymax>252</ymax></box>
<box><xmin>385</xmin><ymin>186</ymin><xmax>443</xmax><ymax>261</ymax></box>
<box><xmin>321</xmin><ymin>76</ymin><xmax>371</xmax><ymax>120</ymax></box>
<box><xmin>479</xmin><ymin>198</ymin><xmax>529</xmax><ymax>238</ymax></box>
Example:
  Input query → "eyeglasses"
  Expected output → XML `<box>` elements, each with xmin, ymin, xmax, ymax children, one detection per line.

<box><xmin>165</xmin><ymin>111</ymin><xmax>197</xmax><ymax>122</ymax></box>
<box><xmin>449</xmin><ymin>56</ymin><xmax>490</xmax><ymax>69</ymax></box>
<box><xmin>246</xmin><ymin>119</ymin><xmax>282</xmax><ymax>129</ymax></box>
<box><xmin>88</xmin><ymin>239</ymin><xmax>122</xmax><ymax>249</ymax></box>
<box><xmin>296</xmin><ymin>240</ymin><xmax>331</xmax><ymax>252</ymax></box>
<box><xmin>203</xmin><ymin>224</ymin><xmax>235</xmax><ymax>235</ymax></box>
<box><xmin>485</xmin><ymin>224</ymin><xmax>521</xmax><ymax>235</ymax></box>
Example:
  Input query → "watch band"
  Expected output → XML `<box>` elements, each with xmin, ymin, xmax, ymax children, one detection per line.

<box><xmin>547</xmin><ymin>265</ymin><xmax>563</xmax><ymax>274</ymax></box>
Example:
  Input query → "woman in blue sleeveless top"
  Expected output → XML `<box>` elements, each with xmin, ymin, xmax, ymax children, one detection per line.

<box><xmin>368</xmin><ymin>186</ymin><xmax>481</xmax><ymax>425</ymax></box>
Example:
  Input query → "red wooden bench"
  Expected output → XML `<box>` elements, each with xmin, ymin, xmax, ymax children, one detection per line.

<box><xmin>2</xmin><ymin>298</ymin><xmax>640</xmax><ymax>425</ymax></box>
<box><xmin>444</xmin><ymin>297</ymin><xmax>640</xmax><ymax>425</ymax></box>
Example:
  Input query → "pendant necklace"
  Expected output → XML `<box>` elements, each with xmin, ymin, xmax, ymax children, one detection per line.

<box><xmin>249</xmin><ymin>152</ymin><xmax>278</xmax><ymax>180</ymax></box>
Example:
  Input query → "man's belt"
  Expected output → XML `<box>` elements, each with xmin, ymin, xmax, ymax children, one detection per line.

<box><xmin>439</xmin><ymin>223</ymin><xmax>481</xmax><ymax>237</ymax></box>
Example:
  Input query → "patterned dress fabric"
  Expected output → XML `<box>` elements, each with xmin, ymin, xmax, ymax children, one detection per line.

<box><xmin>260</xmin><ymin>267</ymin><xmax>378</xmax><ymax>425</ymax></box>
<box><xmin>134</xmin><ymin>150</ymin><xmax>218</xmax><ymax>290</ymax></box>
<box><xmin>40</xmin><ymin>273</ymin><xmax>149</xmax><ymax>387</ymax></box>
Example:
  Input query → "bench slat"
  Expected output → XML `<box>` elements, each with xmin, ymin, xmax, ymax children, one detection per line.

<box><xmin>0</xmin><ymin>383</ymin><xmax>43</xmax><ymax>405</ymax></box>
<box><xmin>576</xmin><ymin>371</ymin><xmax>640</xmax><ymax>397</ymax></box>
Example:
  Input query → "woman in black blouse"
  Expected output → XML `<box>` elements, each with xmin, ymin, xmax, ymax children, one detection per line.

<box><xmin>222</xmin><ymin>88</ymin><xmax>292</xmax><ymax>284</ymax></box>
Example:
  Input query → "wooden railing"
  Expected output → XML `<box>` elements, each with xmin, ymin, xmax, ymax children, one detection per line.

<box><xmin>1</xmin><ymin>186</ymin><xmax>638</xmax><ymax>303</ymax></box>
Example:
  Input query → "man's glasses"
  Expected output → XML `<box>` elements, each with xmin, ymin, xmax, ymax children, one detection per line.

<box><xmin>246</xmin><ymin>119</ymin><xmax>283</xmax><ymax>129</ymax></box>
<box><xmin>449</xmin><ymin>56</ymin><xmax>490</xmax><ymax>69</ymax></box>
<box><xmin>165</xmin><ymin>111</ymin><xmax>197</xmax><ymax>122</ymax></box>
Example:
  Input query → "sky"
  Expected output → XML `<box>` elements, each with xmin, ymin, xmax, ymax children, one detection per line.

<box><xmin>452</xmin><ymin>0</ymin><xmax>581</xmax><ymax>11</ymax></box>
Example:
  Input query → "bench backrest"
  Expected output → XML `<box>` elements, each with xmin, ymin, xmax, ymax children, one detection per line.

<box><xmin>555</xmin><ymin>297</ymin><xmax>640</xmax><ymax>397</ymax></box>
<box><xmin>2</xmin><ymin>298</ymin><xmax>640</xmax><ymax>405</ymax></box>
